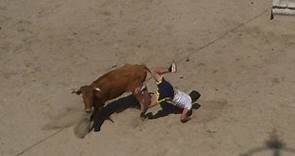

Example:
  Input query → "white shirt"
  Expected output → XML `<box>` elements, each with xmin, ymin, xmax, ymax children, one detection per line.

<box><xmin>172</xmin><ymin>90</ymin><xmax>192</xmax><ymax>110</ymax></box>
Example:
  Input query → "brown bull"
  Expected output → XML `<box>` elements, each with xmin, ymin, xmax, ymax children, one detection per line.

<box><xmin>72</xmin><ymin>64</ymin><xmax>151</xmax><ymax>131</ymax></box>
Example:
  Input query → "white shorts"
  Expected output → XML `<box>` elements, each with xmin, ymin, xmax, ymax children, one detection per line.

<box><xmin>172</xmin><ymin>90</ymin><xmax>192</xmax><ymax>110</ymax></box>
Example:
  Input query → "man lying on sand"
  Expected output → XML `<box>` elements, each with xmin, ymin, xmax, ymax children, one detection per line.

<box><xmin>147</xmin><ymin>62</ymin><xmax>196</xmax><ymax>123</ymax></box>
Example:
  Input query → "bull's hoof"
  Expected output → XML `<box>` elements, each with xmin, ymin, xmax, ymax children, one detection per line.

<box><xmin>145</xmin><ymin>112</ymin><xmax>153</xmax><ymax>119</ymax></box>
<box><xmin>89</xmin><ymin>121</ymin><xmax>101</xmax><ymax>132</ymax></box>
<box><xmin>93</xmin><ymin>126</ymin><xmax>101</xmax><ymax>132</ymax></box>
<box><xmin>141</xmin><ymin>117</ymin><xmax>146</xmax><ymax>121</ymax></box>
<box><xmin>140</xmin><ymin>116</ymin><xmax>146</xmax><ymax>121</ymax></box>
<box><xmin>140</xmin><ymin>113</ymin><xmax>147</xmax><ymax>121</ymax></box>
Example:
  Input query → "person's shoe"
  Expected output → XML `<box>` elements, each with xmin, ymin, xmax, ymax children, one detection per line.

<box><xmin>169</xmin><ymin>62</ymin><xmax>177</xmax><ymax>73</ymax></box>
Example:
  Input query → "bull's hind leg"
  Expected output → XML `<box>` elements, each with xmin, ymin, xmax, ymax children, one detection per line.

<box><xmin>133</xmin><ymin>91</ymin><xmax>149</xmax><ymax>120</ymax></box>
<box><xmin>130</xmin><ymin>83</ymin><xmax>151</xmax><ymax>120</ymax></box>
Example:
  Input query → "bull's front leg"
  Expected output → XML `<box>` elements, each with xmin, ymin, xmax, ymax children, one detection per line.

<box><xmin>90</xmin><ymin>106</ymin><xmax>103</xmax><ymax>132</ymax></box>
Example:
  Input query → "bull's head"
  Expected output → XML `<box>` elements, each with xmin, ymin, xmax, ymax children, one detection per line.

<box><xmin>72</xmin><ymin>85</ymin><xmax>95</xmax><ymax>113</ymax></box>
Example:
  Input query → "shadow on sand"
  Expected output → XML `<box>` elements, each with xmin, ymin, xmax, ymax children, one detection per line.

<box><xmin>240</xmin><ymin>129</ymin><xmax>295</xmax><ymax>156</ymax></box>
<box><xmin>145</xmin><ymin>102</ymin><xmax>201</xmax><ymax>120</ymax></box>
<box><xmin>90</xmin><ymin>95</ymin><xmax>140</xmax><ymax>132</ymax></box>
<box><xmin>91</xmin><ymin>90</ymin><xmax>201</xmax><ymax>131</ymax></box>
<box><xmin>146</xmin><ymin>90</ymin><xmax>201</xmax><ymax>120</ymax></box>
<box><xmin>91</xmin><ymin>90</ymin><xmax>202</xmax><ymax>132</ymax></box>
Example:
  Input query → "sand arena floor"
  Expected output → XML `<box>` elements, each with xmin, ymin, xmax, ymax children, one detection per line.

<box><xmin>1</xmin><ymin>0</ymin><xmax>295</xmax><ymax>156</ymax></box>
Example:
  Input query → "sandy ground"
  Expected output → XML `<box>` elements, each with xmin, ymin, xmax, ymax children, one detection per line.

<box><xmin>1</xmin><ymin>0</ymin><xmax>295</xmax><ymax>156</ymax></box>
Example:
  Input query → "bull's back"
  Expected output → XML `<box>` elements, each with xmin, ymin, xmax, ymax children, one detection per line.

<box><xmin>92</xmin><ymin>64</ymin><xmax>147</xmax><ymax>99</ymax></box>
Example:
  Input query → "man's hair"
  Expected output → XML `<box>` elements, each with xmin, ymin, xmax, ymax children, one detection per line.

<box><xmin>189</xmin><ymin>90</ymin><xmax>201</xmax><ymax>103</ymax></box>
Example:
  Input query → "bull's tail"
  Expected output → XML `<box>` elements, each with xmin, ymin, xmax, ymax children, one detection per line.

<box><xmin>143</xmin><ymin>65</ymin><xmax>156</xmax><ymax>82</ymax></box>
<box><xmin>143</xmin><ymin>65</ymin><xmax>152</xmax><ymax>74</ymax></box>
<box><xmin>106</xmin><ymin>116</ymin><xmax>114</xmax><ymax>123</ymax></box>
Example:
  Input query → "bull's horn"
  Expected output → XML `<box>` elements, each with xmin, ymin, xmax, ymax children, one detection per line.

<box><xmin>94</xmin><ymin>87</ymin><xmax>101</xmax><ymax>92</ymax></box>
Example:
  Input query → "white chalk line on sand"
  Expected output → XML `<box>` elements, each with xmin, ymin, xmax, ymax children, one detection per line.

<box><xmin>175</xmin><ymin>9</ymin><xmax>269</xmax><ymax>64</ymax></box>
<box><xmin>13</xmin><ymin>8</ymin><xmax>269</xmax><ymax>156</ymax></box>
<box><xmin>14</xmin><ymin>128</ymin><xmax>64</xmax><ymax>156</ymax></box>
